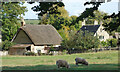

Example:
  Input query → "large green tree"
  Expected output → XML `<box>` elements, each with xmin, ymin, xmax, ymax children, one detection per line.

<box><xmin>85</xmin><ymin>10</ymin><xmax>110</xmax><ymax>25</ymax></box>
<box><xmin>103</xmin><ymin>12</ymin><xmax>119</xmax><ymax>32</ymax></box>
<box><xmin>76</xmin><ymin>2</ymin><xmax>103</xmax><ymax>22</ymax></box>
<box><xmin>38</xmin><ymin>6</ymin><xmax>70</xmax><ymax>30</ymax></box>
<box><xmin>29</xmin><ymin>1</ymin><xmax>69</xmax><ymax>30</ymax></box>
<box><xmin>61</xmin><ymin>30</ymin><xmax>100</xmax><ymax>50</ymax></box>
<box><xmin>1</xmin><ymin>2</ymin><xmax>27</xmax><ymax>41</ymax></box>
<box><xmin>29</xmin><ymin>2</ymin><xmax>64</xmax><ymax>16</ymax></box>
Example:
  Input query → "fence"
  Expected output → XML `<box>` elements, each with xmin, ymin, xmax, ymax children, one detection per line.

<box><xmin>67</xmin><ymin>47</ymin><xmax>120</xmax><ymax>54</ymax></box>
<box><xmin>90</xmin><ymin>47</ymin><xmax>120</xmax><ymax>52</ymax></box>
<box><xmin>0</xmin><ymin>51</ymin><xmax>8</xmax><ymax>56</ymax></box>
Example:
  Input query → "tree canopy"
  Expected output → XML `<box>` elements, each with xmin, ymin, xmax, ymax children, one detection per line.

<box><xmin>76</xmin><ymin>1</ymin><xmax>119</xmax><ymax>33</ymax></box>
<box><xmin>29</xmin><ymin>2</ymin><xmax>64</xmax><ymax>16</ymax></box>
<box><xmin>61</xmin><ymin>30</ymin><xmax>100</xmax><ymax>50</ymax></box>
<box><xmin>1</xmin><ymin>2</ymin><xmax>27</xmax><ymax>41</ymax></box>
<box><xmin>76</xmin><ymin>2</ymin><xmax>103</xmax><ymax>22</ymax></box>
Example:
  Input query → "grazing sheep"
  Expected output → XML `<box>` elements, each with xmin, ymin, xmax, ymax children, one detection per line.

<box><xmin>75</xmin><ymin>57</ymin><xmax>88</xmax><ymax>66</ymax></box>
<box><xmin>56</xmin><ymin>60</ymin><xmax>70</xmax><ymax>68</ymax></box>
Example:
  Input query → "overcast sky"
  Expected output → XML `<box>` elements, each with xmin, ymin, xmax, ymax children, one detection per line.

<box><xmin>22</xmin><ymin>0</ymin><xmax>119</xmax><ymax>19</ymax></box>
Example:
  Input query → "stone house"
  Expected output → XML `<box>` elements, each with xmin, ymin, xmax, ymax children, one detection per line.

<box><xmin>9</xmin><ymin>24</ymin><xmax>62</xmax><ymax>55</ymax></box>
<box><xmin>80</xmin><ymin>20</ymin><xmax>109</xmax><ymax>41</ymax></box>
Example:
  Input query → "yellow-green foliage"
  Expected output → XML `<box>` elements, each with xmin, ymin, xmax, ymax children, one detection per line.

<box><xmin>61</xmin><ymin>30</ymin><xmax>100</xmax><ymax>50</ymax></box>
<box><xmin>107</xmin><ymin>38</ymin><xmax>118</xmax><ymax>47</ymax></box>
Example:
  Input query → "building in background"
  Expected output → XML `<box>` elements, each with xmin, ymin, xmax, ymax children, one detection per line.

<box><xmin>80</xmin><ymin>20</ymin><xmax>109</xmax><ymax>41</ymax></box>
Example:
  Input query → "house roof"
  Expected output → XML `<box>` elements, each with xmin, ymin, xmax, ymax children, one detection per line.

<box><xmin>80</xmin><ymin>25</ymin><xmax>100</xmax><ymax>34</ymax></box>
<box><xmin>13</xmin><ymin>24</ymin><xmax>62</xmax><ymax>45</ymax></box>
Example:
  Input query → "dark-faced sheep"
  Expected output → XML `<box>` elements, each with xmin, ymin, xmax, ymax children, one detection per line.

<box><xmin>75</xmin><ymin>57</ymin><xmax>88</xmax><ymax>66</ymax></box>
<box><xmin>56</xmin><ymin>60</ymin><xmax>70</xmax><ymax>68</ymax></box>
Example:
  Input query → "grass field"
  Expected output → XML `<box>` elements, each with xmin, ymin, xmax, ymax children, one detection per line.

<box><xmin>24</xmin><ymin>19</ymin><xmax>39</xmax><ymax>24</ymax></box>
<box><xmin>2</xmin><ymin>50</ymin><xmax>119</xmax><ymax>70</ymax></box>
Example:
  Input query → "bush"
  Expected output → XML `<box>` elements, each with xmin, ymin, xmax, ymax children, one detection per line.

<box><xmin>61</xmin><ymin>30</ymin><xmax>100</xmax><ymax>51</ymax></box>
<box><xmin>25</xmin><ymin>51</ymin><xmax>37</xmax><ymax>56</ymax></box>
<box><xmin>2</xmin><ymin>40</ymin><xmax>15</xmax><ymax>51</ymax></box>
<box><xmin>107</xmin><ymin>38</ymin><xmax>118</xmax><ymax>47</ymax></box>
<box><xmin>50</xmin><ymin>46</ymin><xmax>55</xmax><ymax>51</ymax></box>
<box><xmin>101</xmin><ymin>41</ymin><xmax>109</xmax><ymax>47</ymax></box>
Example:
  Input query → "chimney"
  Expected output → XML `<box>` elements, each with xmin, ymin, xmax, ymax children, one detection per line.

<box><xmin>21</xmin><ymin>18</ymin><xmax>25</xmax><ymax>26</ymax></box>
<box><xmin>82</xmin><ymin>20</ymin><xmax>86</xmax><ymax>26</ymax></box>
<box><xmin>94</xmin><ymin>20</ymin><xmax>98</xmax><ymax>25</ymax></box>
<box><xmin>100</xmin><ymin>21</ymin><xmax>103</xmax><ymax>25</ymax></box>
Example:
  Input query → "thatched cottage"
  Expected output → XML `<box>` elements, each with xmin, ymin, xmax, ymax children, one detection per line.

<box><xmin>9</xmin><ymin>24</ymin><xmax>62</xmax><ymax>55</ymax></box>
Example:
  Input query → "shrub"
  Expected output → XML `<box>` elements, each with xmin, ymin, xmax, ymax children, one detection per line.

<box><xmin>50</xmin><ymin>46</ymin><xmax>56</xmax><ymax>51</ymax></box>
<box><xmin>107</xmin><ymin>38</ymin><xmax>118</xmax><ymax>47</ymax></box>
<box><xmin>2</xmin><ymin>40</ymin><xmax>15</xmax><ymax>51</ymax></box>
<box><xmin>25</xmin><ymin>52</ymin><xmax>37</xmax><ymax>56</ymax></box>
<box><xmin>61</xmin><ymin>30</ymin><xmax>100</xmax><ymax>51</ymax></box>
<box><xmin>101</xmin><ymin>41</ymin><xmax>109</xmax><ymax>47</ymax></box>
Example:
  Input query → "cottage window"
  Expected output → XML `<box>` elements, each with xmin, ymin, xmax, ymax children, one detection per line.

<box><xmin>99</xmin><ymin>36</ymin><xmax>104</xmax><ymax>39</ymax></box>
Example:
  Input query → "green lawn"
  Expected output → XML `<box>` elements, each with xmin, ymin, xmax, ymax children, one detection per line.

<box><xmin>2</xmin><ymin>50</ymin><xmax>119</xmax><ymax>70</ymax></box>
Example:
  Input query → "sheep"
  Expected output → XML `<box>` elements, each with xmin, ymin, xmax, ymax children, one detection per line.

<box><xmin>56</xmin><ymin>60</ymin><xmax>70</xmax><ymax>68</ymax></box>
<box><xmin>75</xmin><ymin>57</ymin><xmax>88</xmax><ymax>66</ymax></box>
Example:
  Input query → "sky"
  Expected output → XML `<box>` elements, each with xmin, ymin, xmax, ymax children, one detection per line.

<box><xmin>22</xmin><ymin>0</ymin><xmax>119</xmax><ymax>19</ymax></box>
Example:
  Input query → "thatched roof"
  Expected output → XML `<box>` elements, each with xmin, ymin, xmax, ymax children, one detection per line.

<box><xmin>13</xmin><ymin>24</ymin><xmax>62</xmax><ymax>45</ymax></box>
<box><xmin>9</xmin><ymin>44</ymin><xmax>31</xmax><ymax>48</ymax></box>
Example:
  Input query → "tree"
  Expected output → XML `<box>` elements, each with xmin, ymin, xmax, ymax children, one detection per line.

<box><xmin>107</xmin><ymin>38</ymin><xmax>118</xmax><ymax>47</ymax></box>
<box><xmin>38</xmin><ymin>6</ymin><xmax>71</xmax><ymax>30</ymax></box>
<box><xmin>117</xmin><ymin>26</ymin><xmax>120</xmax><ymax>32</ymax></box>
<box><xmin>101</xmin><ymin>41</ymin><xmax>109</xmax><ymax>47</ymax></box>
<box><xmin>76</xmin><ymin>2</ymin><xmax>103</xmax><ymax>23</ymax></box>
<box><xmin>61</xmin><ymin>30</ymin><xmax>100</xmax><ymax>50</ymax></box>
<box><xmin>2</xmin><ymin>40</ymin><xmax>15</xmax><ymax>50</ymax></box>
<box><xmin>86</xmin><ymin>10</ymin><xmax>110</xmax><ymax>25</ymax></box>
<box><xmin>103</xmin><ymin>12</ymin><xmax>119</xmax><ymax>32</ymax></box>
<box><xmin>76</xmin><ymin>0</ymin><xmax>119</xmax><ymax>32</ymax></box>
<box><xmin>30</xmin><ymin>2</ymin><xmax>64</xmax><ymax>16</ymax></box>
<box><xmin>70</xmin><ymin>15</ymin><xmax>77</xmax><ymax>25</ymax></box>
<box><xmin>29</xmin><ymin>2</ymin><xmax>72</xmax><ymax>30</ymax></box>
<box><xmin>1</xmin><ymin>2</ymin><xmax>27</xmax><ymax>41</ymax></box>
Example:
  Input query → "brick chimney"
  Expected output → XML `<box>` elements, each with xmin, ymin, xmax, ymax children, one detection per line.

<box><xmin>21</xmin><ymin>18</ymin><xmax>25</xmax><ymax>26</ymax></box>
<box><xmin>94</xmin><ymin>20</ymin><xmax>98</xmax><ymax>25</ymax></box>
<box><xmin>100</xmin><ymin>21</ymin><xmax>103</xmax><ymax>25</ymax></box>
